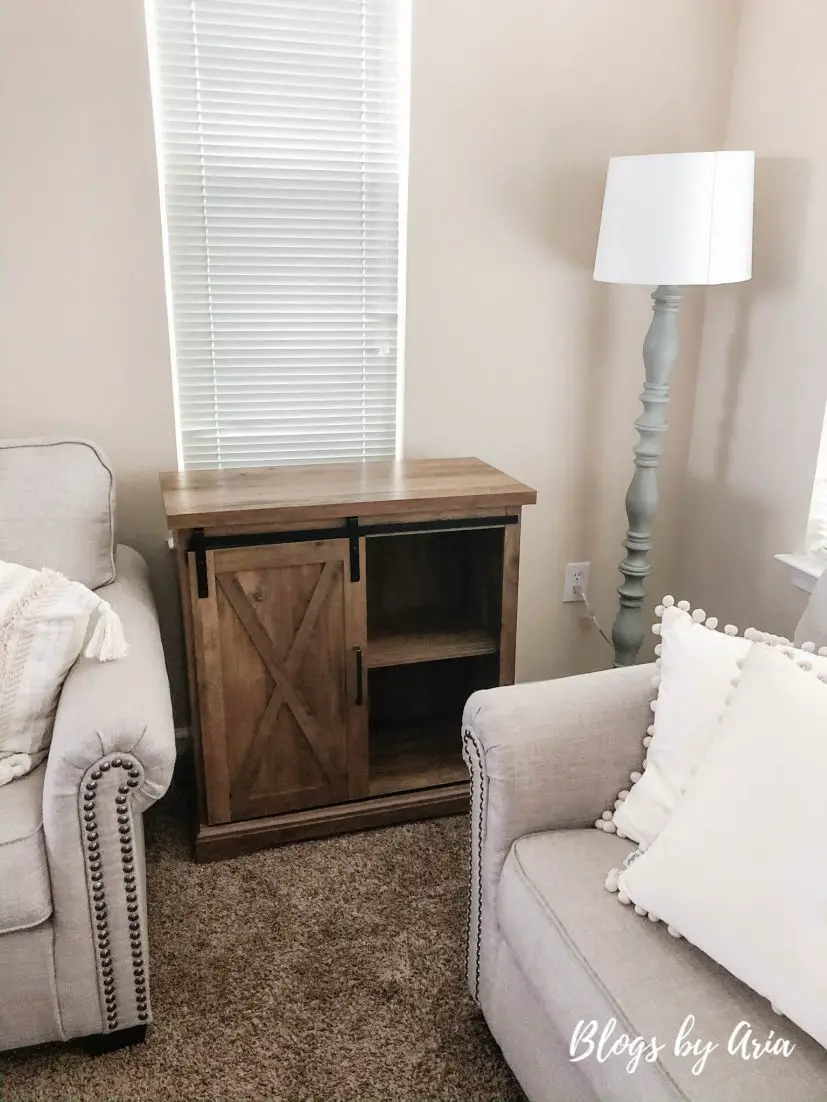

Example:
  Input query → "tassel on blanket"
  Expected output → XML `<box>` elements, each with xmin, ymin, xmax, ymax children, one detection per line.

<box><xmin>84</xmin><ymin>601</ymin><xmax>129</xmax><ymax>661</ymax></box>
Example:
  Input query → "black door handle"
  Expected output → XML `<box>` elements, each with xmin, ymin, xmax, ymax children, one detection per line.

<box><xmin>354</xmin><ymin>646</ymin><xmax>364</xmax><ymax>706</ymax></box>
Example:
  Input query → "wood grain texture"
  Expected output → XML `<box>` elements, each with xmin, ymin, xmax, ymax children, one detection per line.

<box><xmin>174</xmin><ymin>531</ymin><xmax>206</xmax><ymax>822</ymax></box>
<box><xmin>220</xmin><ymin>561</ymin><xmax>341</xmax><ymax>802</ymax></box>
<box><xmin>219</xmin><ymin>573</ymin><xmax>343</xmax><ymax>784</ymax></box>
<box><xmin>161</xmin><ymin>456</ymin><xmax>536</xmax><ymax>529</ymax></box>
<box><xmin>192</xmin><ymin>540</ymin><xmax>366</xmax><ymax>822</ymax></box>
<box><xmin>366</xmin><ymin>626</ymin><xmax>498</xmax><ymax>669</ymax></box>
<box><xmin>188</xmin><ymin>552</ymin><xmax>231</xmax><ymax>824</ymax></box>
<box><xmin>203</xmin><ymin>517</ymin><xmax>346</xmax><ymax>538</ymax></box>
<box><xmin>194</xmin><ymin>783</ymin><xmax>470</xmax><ymax>861</ymax></box>
<box><xmin>170</xmin><ymin>458</ymin><xmax>532</xmax><ymax>858</ymax></box>
<box><xmin>357</xmin><ymin>505</ymin><xmax>508</xmax><ymax>527</ymax></box>
<box><xmin>369</xmin><ymin>717</ymin><xmax>466</xmax><ymax>796</ymax></box>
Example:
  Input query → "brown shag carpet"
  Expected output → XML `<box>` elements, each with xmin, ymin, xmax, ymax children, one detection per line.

<box><xmin>1</xmin><ymin>783</ymin><xmax>524</xmax><ymax>1101</ymax></box>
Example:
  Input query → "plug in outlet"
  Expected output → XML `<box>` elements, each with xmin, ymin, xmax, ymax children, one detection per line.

<box><xmin>563</xmin><ymin>561</ymin><xmax>590</xmax><ymax>603</ymax></box>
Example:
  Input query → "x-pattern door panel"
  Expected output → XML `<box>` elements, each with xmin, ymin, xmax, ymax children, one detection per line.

<box><xmin>191</xmin><ymin>539</ymin><xmax>367</xmax><ymax>824</ymax></box>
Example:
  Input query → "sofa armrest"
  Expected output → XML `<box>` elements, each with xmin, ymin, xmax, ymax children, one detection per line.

<box><xmin>46</xmin><ymin>544</ymin><xmax>175</xmax><ymax>810</ymax></box>
<box><xmin>462</xmin><ymin>663</ymin><xmax>654</xmax><ymax>1006</ymax></box>
<box><xmin>41</xmin><ymin>544</ymin><xmax>176</xmax><ymax>1039</ymax></box>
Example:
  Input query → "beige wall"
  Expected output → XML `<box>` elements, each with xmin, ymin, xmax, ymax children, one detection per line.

<box><xmin>0</xmin><ymin>0</ymin><xmax>184</xmax><ymax>712</ymax></box>
<box><xmin>678</xmin><ymin>0</ymin><xmax>827</xmax><ymax>637</ymax></box>
<box><xmin>404</xmin><ymin>0</ymin><xmax>742</xmax><ymax>681</ymax></box>
<box><xmin>0</xmin><ymin>0</ymin><xmax>744</xmax><ymax>719</ymax></box>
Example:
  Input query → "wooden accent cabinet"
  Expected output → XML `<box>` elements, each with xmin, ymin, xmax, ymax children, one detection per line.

<box><xmin>161</xmin><ymin>457</ymin><xmax>536</xmax><ymax>861</ymax></box>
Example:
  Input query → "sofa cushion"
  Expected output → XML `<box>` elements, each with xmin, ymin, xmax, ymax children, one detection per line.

<box><xmin>0</xmin><ymin>438</ymin><xmax>116</xmax><ymax>590</ymax></box>
<box><xmin>498</xmin><ymin>830</ymin><xmax>827</xmax><ymax>1102</ymax></box>
<box><xmin>0</xmin><ymin>763</ymin><xmax>52</xmax><ymax>933</ymax></box>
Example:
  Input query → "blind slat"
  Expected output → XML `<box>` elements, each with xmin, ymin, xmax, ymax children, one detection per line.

<box><xmin>149</xmin><ymin>0</ymin><xmax>403</xmax><ymax>469</ymax></box>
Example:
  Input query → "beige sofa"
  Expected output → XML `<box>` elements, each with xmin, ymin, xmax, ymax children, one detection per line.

<box><xmin>463</xmin><ymin>666</ymin><xmax>827</xmax><ymax>1101</ymax></box>
<box><xmin>0</xmin><ymin>438</ymin><xmax>175</xmax><ymax>1052</ymax></box>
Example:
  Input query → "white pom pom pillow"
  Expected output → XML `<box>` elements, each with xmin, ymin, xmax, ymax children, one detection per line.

<box><xmin>0</xmin><ymin>559</ymin><xmax>128</xmax><ymax>785</ymax></box>
<box><xmin>596</xmin><ymin>597</ymin><xmax>827</xmax><ymax>847</ymax></box>
<box><xmin>612</xmin><ymin>643</ymin><xmax>827</xmax><ymax>1049</ymax></box>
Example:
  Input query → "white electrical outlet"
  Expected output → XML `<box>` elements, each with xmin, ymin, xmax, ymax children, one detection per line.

<box><xmin>563</xmin><ymin>561</ymin><xmax>590</xmax><ymax>603</ymax></box>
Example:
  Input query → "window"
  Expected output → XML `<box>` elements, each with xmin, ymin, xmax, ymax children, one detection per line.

<box><xmin>148</xmin><ymin>0</ymin><xmax>407</xmax><ymax>469</ymax></box>
<box><xmin>807</xmin><ymin>409</ymin><xmax>827</xmax><ymax>556</ymax></box>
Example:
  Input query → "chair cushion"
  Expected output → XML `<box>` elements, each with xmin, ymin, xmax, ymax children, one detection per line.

<box><xmin>498</xmin><ymin>829</ymin><xmax>827</xmax><ymax>1102</ymax></box>
<box><xmin>0</xmin><ymin>763</ymin><xmax>52</xmax><ymax>933</ymax></box>
<box><xmin>0</xmin><ymin>437</ymin><xmax>116</xmax><ymax>590</ymax></box>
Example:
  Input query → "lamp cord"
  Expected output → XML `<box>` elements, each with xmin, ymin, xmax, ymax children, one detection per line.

<box><xmin>574</xmin><ymin>585</ymin><xmax>613</xmax><ymax>649</ymax></box>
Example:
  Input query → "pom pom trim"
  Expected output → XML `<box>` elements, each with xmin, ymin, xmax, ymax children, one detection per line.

<box><xmin>596</xmin><ymin>596</ymin><xmax>827</xmax><ymax>848</ymax></box>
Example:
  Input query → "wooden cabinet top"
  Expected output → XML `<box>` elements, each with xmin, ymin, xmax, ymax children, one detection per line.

<box><xmin>160</xmin><ymin>456</ymin><xmax>536</xmax><ymax>529</ymax></box>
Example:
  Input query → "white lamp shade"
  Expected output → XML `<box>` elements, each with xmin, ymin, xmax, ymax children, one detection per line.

<box><xmin>593</xmin><ymin>151</ymin><xmax>755</xmax><ymax>286</ymax></box>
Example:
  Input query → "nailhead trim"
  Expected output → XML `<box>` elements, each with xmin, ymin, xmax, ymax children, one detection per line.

<box><xmin>461</xmin><ymin>730</ymin><xmax>486</xmax><ymax>1006</ymax></box>
<box><xmin>80</xmin><ymin>755</ymin><xmax>148</xmax><ymax>1033</ymax></box>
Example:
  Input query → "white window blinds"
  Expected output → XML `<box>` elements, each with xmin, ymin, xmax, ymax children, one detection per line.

<box><xmin>148</xmin><ymin>0</ymin><xmax>404</xmax><ymax>469</ymax></box>
<box><xmin>807</xmin><ymin>407</ymin><xmax>827</xmax><ymax>556</ymax></box>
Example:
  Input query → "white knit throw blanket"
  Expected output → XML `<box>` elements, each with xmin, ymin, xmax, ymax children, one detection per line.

<box><xmin>0</xmin><ymin>560</ymin><xmax>128</xmax><ymax>786</ymax></box>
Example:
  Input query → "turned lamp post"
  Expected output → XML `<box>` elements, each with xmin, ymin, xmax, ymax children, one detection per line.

<box><xmin>593</xmin><ymin>150</ymin><xmax>755</xmax><ymax>666</ymax></box>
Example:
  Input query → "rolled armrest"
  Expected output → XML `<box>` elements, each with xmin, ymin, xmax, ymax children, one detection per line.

<box><xmin>462</xmin><ymin>663</ymin><xmax>654</xmax><ymax>1006</ymax></box>
<box><xmin>42</xmin><ymin>544</ymin><xmax>176</xmax><ymax>1039</ymax></box>
<box><xmin>45</xmin><ymin>544</ymin><xmax>176</xmax><ymax>809</ymax></box>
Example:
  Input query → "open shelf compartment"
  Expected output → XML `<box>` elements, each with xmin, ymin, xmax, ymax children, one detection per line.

<box><xmin>367</xmin><ymin>655</ymin><xmax>498</xmax><ymax>797</ymax></box>
<box><xmin>365</xmin><ymin>527</ymin><xmax>504</xmax><ymax>670</ymax></box>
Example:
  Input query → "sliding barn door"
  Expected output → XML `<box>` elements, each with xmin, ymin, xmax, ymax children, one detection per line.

<box><xmin>190</xmin><ymin>539</ymin><xmax>367</xmax><ymax>824</ymax></box>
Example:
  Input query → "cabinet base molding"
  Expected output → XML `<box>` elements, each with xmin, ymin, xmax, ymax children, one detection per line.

<box><xmin>195</xmin><ymin>783</ymin><xmax>469</xmax><ymax>862</ymax></box>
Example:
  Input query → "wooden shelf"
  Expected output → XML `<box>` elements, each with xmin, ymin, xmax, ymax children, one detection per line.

<box><xmin>369</xmin><ymin>718</ymin><xmax>467</xmax><ymax>797</ymax></box>
<box><xmin>161</xmin><ymin>456</ymin><xmax>536</xmax><ymax>530</ymax></box>
<box><xmin>367</xmin><ymin>624</ymin><xmax>498</xmax><ymax>669</ymax></box>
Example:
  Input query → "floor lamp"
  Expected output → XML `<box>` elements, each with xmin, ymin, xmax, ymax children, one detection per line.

<box><xmin>593</xmin><ymin>151</ymin><xmax>755</xmax><ymax>667</ymax></box>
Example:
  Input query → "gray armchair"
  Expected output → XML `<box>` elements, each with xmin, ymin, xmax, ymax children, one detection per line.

<box><xmin>463</xmin><ymin>665</ymin><xmax>827</xmax><ymax>1101</ymax></box>
<box><xmin>0</xmin><ymin>438</ymin><xmax>175</xmax><ymax>1052</ymax></box>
